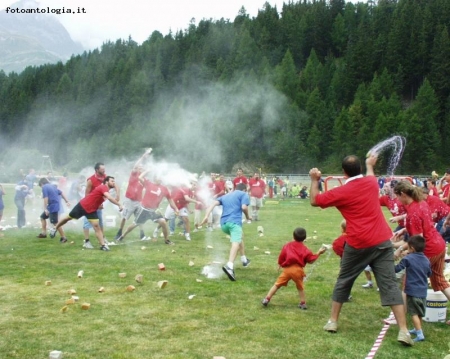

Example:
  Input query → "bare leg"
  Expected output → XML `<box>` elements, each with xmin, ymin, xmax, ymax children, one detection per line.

<box><xmin>158</xmin><ymin>219</ymin><xmax>168</xmax><ymax>240</ymax></box>
<box><xmin>266</xmin><ymin>284</ymin><xmax>279</xmax><ymax>298</ymax></box>
<box><xmin>391</xmin><ymin>304</ymin><xmax>409</xmax><ymax>332</ymax></box>
<box><xmin>298</xmin><ymin>289</ymin><xmax>306</xmax><ymax>303</ymax></box>
<box><xmin>55</xmin><ymin>216</ymin><xmax>72</xmax><ymax>230</ymax></box>
<box><xmin>120</xmin><ymin>223</ymin><xmax>138</xmax><ymax>239</ymax></box>
<box><xmin>92</xmin><ymin>221</ymin><xmax>105</xmax><ymax>246</ymax></box>
<box><xmin>40</xmin><ymin>218</ymin><xmax>47</xmax><ymax>234</ymax></box>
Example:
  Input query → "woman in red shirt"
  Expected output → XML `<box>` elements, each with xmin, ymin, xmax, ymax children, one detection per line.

<box><xmin>393</xmin><ymin>181</ymin><xmax>450</xmax><ymax>303</ymax></box>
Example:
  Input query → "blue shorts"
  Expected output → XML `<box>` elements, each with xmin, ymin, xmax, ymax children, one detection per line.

<box><xmin>221</xmin><ymin>222</ymin><xmax>243</xmax><ymax>243</ymax></box>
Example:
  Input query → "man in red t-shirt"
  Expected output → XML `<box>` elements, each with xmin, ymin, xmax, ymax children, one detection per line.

<box><xmin>232</xmin><ymin>168</ymin><xmax>248</xmax><ymax>190</ymax></box>
<box><xmin>309</xmin><ymin>154</ymin><xmax>413</xmax><ymax>346</ymax></box>
<box><xmin>82</xmin><ymin>162</ymin><xmax>120</xmax><ymax>249</ymax></box>
<box><xmin>54</xmin><ymin>176</ymin><xmax>123</xmax><ymax>251</ymax></box>
<box><xmin>164</xmin><ymin>183</ymin><xmax>201</xmax><ymax>241</ymax></box>
<box><xmin>114</xmin><ymin>149</ymin><xmax>151</xmax><ymax>240</ymax></box>
<box><xmin>248</xmin><ymin>172</ymin><xmax>266</xmax><ymax>221</ymax></box>
<box><xmin>117</xmin><ymin>169</ymin><xmax>178</xmax><ymax>245</ymax></box>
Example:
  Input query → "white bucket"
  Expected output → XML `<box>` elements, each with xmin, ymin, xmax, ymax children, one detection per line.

<box><xmin>105</xmin><ymin>215</ymin><xmax>116</xmax><ymax>228</ymax></box>
<box><xmin>423</xmin><ymin>289</ymin><xmax>447</xmax><ymax>322</ymax></box>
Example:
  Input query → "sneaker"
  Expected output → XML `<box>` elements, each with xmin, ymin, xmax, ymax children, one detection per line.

<box><xmin>99</xmin><ymin>245</ymin><xmax>110</xmax><ymax>251</ymax></box>
<box><xmin>116</xmin><ymin>236</ymin><xmax>124</xmax><ymax>242</ymax></box>
<box><xmin>114</xmin><ymin>230</ymin><xmax>122</xmax><ymax>240</ymax></box>
<box><xmin>140</xmin><ymin>236</ymin><xmax>149</xmax><ymax>241</ymax></box>
<box><xmin>193</xmin><ymin>228</ymin><xmax>199</xmax><ymax>233</ymax></box>
<box><xmin>222</xmin><ymin>265</ymin><xmax>236</xmax><ymax>281</ymax></box>
<box><xmin>164</xmin><ymin>239</ymin><xmax>175</xmax><ymax>245</ymax></box>
<box><xmin>247</xmin><ymin>220</ymin><xmax>252</xmax><ymax>224</ymax></box>
<box><xmin>185</xmin><ymin>234</ymin><xmax>191</xmax><ymax>241</ymax></box>
<box><xmin>384</xmin><ymin>317</ymin><xmax>398</xmax><ymax>325</ymax></box>
<box><xmin>362</xmin><ymin>283</ymin><xmax>373</xmax><ymax>288</ymax></box>
<box><xmin>397</xmin><ymin>330</ymin><xmax>414</xmax><ymax>346</ymax></box>
<box><xmin>242</xmin><ymin>259</ymin><xmax>251</xmax><ymax>267</ymax></box>
<box><xmin>60</xmin><ymin>237</ymin><xmax>67</xmax><ymax>243</ymax></box>
<box><xmin>83</xmin><ymin>240</ymin><xmax>94</xmax><ymax>249</ymax></box>
<box><xmin>261</xmin><ymin>298</ymin><xmax>270</xmax><ymax>307</ymax></box>
<box><xmin>323</xmin><ymin>320</ymin><xmax>338</xmax><ymax>333</ymax></box>
<box><xmin>413</xmin><ymin>335</ymin><xmax>424</xmax><ymax>342</ymax></box>
<box><xmin>409</xmin><ymin>329</ymin><xmax>417</xmax><ymax>335</ymax></box>
<box><xmin>298</xmin><ymin>303</ymin><xmax>308</xmax><ymax>310</ymax></box>
<box><xmin>49</xmin><ymin>228</ymin><xmax>57</xmax><ymax>238</ymax></box>
<box><xmin>36</xmin><ymin>233</ymin><xmax>47</xmax><ymax>238</ymax></box>
<box><xmin>153</xmin><ymin>228</ymin><xmax>159</xmax><ymax>238</ymax></box>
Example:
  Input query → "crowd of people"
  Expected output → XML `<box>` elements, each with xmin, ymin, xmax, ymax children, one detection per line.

<box><xmin>3</xmin><ymin>151</ymin><xmax>450</xmax><ymax>349</ymax></box>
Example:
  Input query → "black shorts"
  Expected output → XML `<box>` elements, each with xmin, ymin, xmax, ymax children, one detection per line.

<box><xmin>69</xmin><ymin>203</ymin><xmax>99</xmax><ymax>221</ymax></box>
<box><xmin>40</xmin><ymin>211</ymin><xmax>59</xmax><ymax>224</ymax></box>
<box><xmin>135</xmin><ymin>207</ymin><xmax>163</xmax><ymax>225</ymax></box>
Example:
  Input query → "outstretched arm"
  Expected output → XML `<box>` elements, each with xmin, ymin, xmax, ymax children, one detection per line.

<box><xmin>132</xmin><ymin>148</ymin><xmax>152</xmax><ymax>172</ymax></box>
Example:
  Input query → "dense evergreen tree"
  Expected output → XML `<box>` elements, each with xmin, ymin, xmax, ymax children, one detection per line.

<box><xmin>1</xmin><ymin>0</ymin><xmax>450</xmax><ymax>176</ymax></box>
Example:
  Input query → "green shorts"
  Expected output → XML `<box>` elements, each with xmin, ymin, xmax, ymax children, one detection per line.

<box><xmin>406</xmin><ymin>295</ymin><xmax>426</xmax><ymax>317</ymax></box>
<box><xmin>221</xmin><ymin>222</ymin><xmax>243</xmax><ymax>243</ymax></box>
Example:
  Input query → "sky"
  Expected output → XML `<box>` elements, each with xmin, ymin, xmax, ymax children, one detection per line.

<box><xmin>0</xmin><ymin>0</ymin><xmax>290</xmax><ymax>50</ymax></box>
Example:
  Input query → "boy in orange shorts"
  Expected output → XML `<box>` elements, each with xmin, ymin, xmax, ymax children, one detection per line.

<box><xmin>261</xmin><ymin>227</ymin><xmax>326</xmax><ymax>309</ymax></box>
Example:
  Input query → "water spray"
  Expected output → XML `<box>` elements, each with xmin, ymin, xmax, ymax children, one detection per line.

<box><xmin>366</xmin><ymin>136</ymin><xmax>406</xmax><ymax>177</ymax></box>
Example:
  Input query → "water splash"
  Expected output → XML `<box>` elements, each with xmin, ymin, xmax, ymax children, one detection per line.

<box><xmin>367</xmin><ymin>136</ymin><xmax>406</xmax><ymax>176</ymax></box>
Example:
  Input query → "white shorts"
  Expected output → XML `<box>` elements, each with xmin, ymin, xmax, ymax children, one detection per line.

<box><xmin>250</xmin><ymin>197</ymin><xmax>263</xmax><ymax>207</ymax></box>
<box><xmin>165</xmin><ymin>206</ymin><xmax>189</xmax><ymax>219</ymax></box>
<box><xmin>121</xmin><ymin>198</ymin><xmax>141</xmax><ymax>220</ymax></box>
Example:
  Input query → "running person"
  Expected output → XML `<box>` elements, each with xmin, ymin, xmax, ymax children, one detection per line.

<box><xmin>53</xmin><ymin>176</ymin><xmax>123</xmax><ymax>251</ymax></box>
<box><xmin>117</xmin><ymin>169</ymin><xmax>178</xmax><ymax>245</ymax></box>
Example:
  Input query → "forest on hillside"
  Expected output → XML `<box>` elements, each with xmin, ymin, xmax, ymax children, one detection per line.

<box><xmin>1</xmin><ymin>0</ymin><xmax>450</xmax><ymax>177</ymax></box>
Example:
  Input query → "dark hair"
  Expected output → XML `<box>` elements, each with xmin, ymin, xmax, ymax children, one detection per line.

<box><xmin>390</xmin><ymin>180</ymin><xmax>398</xmax><ymax>188</ymax></box>
<box><xmin>94</xmin><ymin>162</ymin><xmax>104</xmax><ymax>171</ymax></box>
<box><xmin>421</xmin><ymin>187</ymin><xmax>429</xmax><ymax>195</ymax></box>
<box><xmin>38</xmin><ymin>177</ymin><xmax>49</xmax><ymax>186</ymax></box>
<box><xmin>342</xmin><ymin>155</ymin><xmax>362</xmax><ymax>177</ymax></box>
<box><xmin>236</xmin><ymin>183</ymin><xmax>246</xmax><ymax>191</ymax></box>
<box><xmin>293</xmin><ymin>227</ymin><xmax>307</xmax><ymax>242</ymax></box>
<box><xmin>407</xmin><ymin>235</ymin><xmax>425</xmax><ymax>253</ymax></box>
<box><xmin>446</xmin><ymin>168</ymin><xmax>450</xmax><ymax>174</ymax></box>
<box><xmin>103</xmin><ymin>176</ymin><xmax>115</xmax><ymax>184</ymax></box>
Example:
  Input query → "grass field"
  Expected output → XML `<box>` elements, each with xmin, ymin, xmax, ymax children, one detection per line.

<box><xmin>0</xmin><ymin>185</ymin><xmax>449</xmax><ymax>359</ymax></box>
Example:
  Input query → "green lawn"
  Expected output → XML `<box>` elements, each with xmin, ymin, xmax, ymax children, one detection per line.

<box><xmin>0</xmin><ymin>185</ymin><xmax>449</xmax><ymax>359</ymax></box>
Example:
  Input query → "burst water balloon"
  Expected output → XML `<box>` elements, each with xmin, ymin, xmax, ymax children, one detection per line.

<box><xmin>367</xmin><ymin>136</ymin><xmax>406</xmax><ymax>176</ymax></box>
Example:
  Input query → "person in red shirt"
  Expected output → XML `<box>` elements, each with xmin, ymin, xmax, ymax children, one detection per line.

<box><xmin>232</xmin><ymin>168</ymin><xmax>248</xmax><ymax>190</ymax></box>
<box><xmin>82</xmin><ymin>162</ymin><xmax>120</xmax><ymax>249</ymax></box>
<box><xmin>54</xmin><ymin>176</ymin><xmax>123</xmax><ymax>251</ymax></box>
<box><xmin>437</xmin><ymin>170</ymin><xmax>450</xmax><ymax>203</ymax></box>
<box><xmin>114</xmin><ymin>149</ymin><xmax>151</xmax><ymax>240</ymax></box>
<box><xmin>392</xmin><ymin>181</ymin><xmax>450</xmax><ymax>305</ymax></box>
<box><xmin>380</xmin><ymin>180</ymin><xmax>407</xmax><ymax>233</ymax></box>
<box><xmin>309</xmin><ymin>154</ymin><xmax>413</xmax><ymax>346</ymax></box>
<box><xmin>248</xmin><ymin>172</ymin><xmax>266</xmax><ymax>221</ymax></box>
<box><xmin>261</xmin><ymin>227</ymin><xmax>326</xmax><ymax>309</ymax></box>
<box><xmin>117</xmin><ymin>169</ymin><xmax>178</xmax><ymax>245</ymax></box>
<box><xmin>421</xmin><ymin>187</ymin><xmax>449</xmax><ymax>234</ymax></box>
<box><xmin>164</xmin><ymin>182</ymin><xmax>201</xmax><ymax>241</ymax></box>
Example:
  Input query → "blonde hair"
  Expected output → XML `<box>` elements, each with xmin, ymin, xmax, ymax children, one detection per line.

<box><xmin>393</xmin><ymin>181</ymin><xmax>423</xmax><ymax>202</ymax></box>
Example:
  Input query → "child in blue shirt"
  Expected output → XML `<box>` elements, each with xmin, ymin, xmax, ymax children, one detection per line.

<box><xmin>394</xmin><ymin>235</ymin><xmax>431</xmax><ymax>342</ymax></box>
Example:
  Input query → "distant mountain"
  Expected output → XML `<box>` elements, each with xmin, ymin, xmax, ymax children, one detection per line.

<box><xmin>0</xmin><ymin>0</ymin><xmax>84</xmax><ymax>74</ymax></box>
